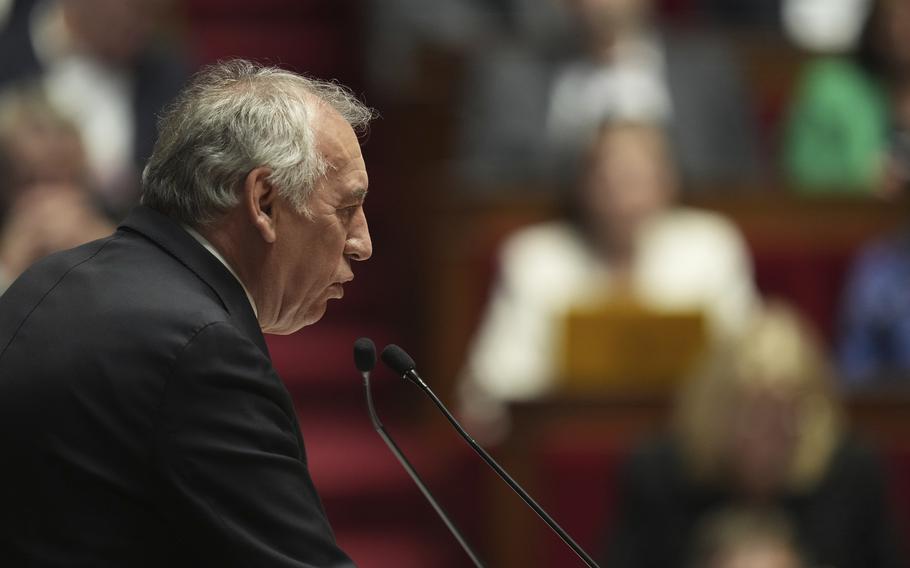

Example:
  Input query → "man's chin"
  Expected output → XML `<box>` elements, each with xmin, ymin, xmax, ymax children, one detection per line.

<box><xmin>262</xmin><ymin>303</ymin><xmax>328</xmax><ymax>335</ymax></box>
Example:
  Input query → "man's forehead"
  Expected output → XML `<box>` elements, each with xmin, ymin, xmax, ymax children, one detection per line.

<box><xmin>304</xmin><ymin>96</ymin><xmax>368</xmax><ymax>196</ymax></box>
<box><xmin>313</xmin><ymin>110</ymin><xmax>361</xmax><ymax>164</ymax></box>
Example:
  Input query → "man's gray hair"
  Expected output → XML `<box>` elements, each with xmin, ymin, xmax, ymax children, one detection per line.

<box><xmin>141</xmin><ymin>59</ymin><xmax>375</xmax><ymax>225</ymax></box>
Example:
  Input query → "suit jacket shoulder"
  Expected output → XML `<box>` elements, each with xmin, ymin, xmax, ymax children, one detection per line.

<box><xmin>0</xmin><ymin>206</ymin><xmax>353</xmax><ymax>567</ymax></box>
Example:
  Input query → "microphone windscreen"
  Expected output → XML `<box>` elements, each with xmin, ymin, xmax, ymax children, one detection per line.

<box><xmin>381</xmin><ymin>344</ymin><xmax>416</xmax><ymax>375</ymax></box>
<box><xmin>353</xmin><ymin>337</ymin><xmax>377</xmax><ymax>373</ymax></box>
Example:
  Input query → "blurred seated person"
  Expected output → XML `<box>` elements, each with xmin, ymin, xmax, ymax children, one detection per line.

<box><xmin>0</xmin><ymin>0</ymin><xmax>187</xmax><ymax>212</ymax></box>
<box><xmin>605</xmin><ymin>304</ymin><xmax>907</xmax><ymax>568</ymax></box>
<box><xmin>458</xmin><ymin>0</ymin><xmax>760</xmax><ymax>188</ymax></box>
<box><xmin>0</xmin><ymin>85</ymin><xmax>112</xmax><ymax>291</ymax></box>
<box><xmin>459</xmin><ymin>120</ymin><xmax>758</xmax><ymax>436</ymax></box>
<box><xmin>545</xmin><ymin>0</ymin><xmax>761</xmax><ymax>185</ymax></box>
<box><xmin>836</xmin><ymin>204</ymin><xmax>910</xmax><ymax>386</ymax></box>
<box><xmin>783</xmin><ymin>0</ymin><xmax>910</xmax><ymax>194</ymax></box>
<box><xmin>689</xmin><ymin>507</ymin><xmax>806</xmax><ymax>568</ymax></box>
<box><xmin>453</xmin><ymin>0</ymin><xmax>575</xmax><ymax>186</ymax></box>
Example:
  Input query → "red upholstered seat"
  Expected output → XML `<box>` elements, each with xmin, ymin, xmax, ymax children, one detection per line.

<box><xmin>750</xmin><ymin>244</ymin><xmax>858</xmax><ymax>345</ymax></box>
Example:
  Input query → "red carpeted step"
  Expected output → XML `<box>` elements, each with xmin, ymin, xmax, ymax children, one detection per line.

<box><xmin>334</xmin><ymin>529</ymin><xmax>445</xmax><ymax>568</ymax></box>
<box><xmin>302</xmin><ymin>416</ymin><xmax>436</xmax><ymax>499</ymax></box>
<box><xmin>299</xmin><ymin>410</ymin><xmax>483</xmax><ymax>528</ymax></box>
<box><xmin>267</xmin><ymin>323</ymin><xmax>396</xmax><ymax>393</ymax></box>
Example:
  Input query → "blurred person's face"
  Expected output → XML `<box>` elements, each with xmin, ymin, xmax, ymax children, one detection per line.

<box><xmin>710</xmin><ymin>543</ymin><xmax>803</xmax><ymax>568</ymax></box>
<box><xmin>62</xmin><ymin>0</ymin><xmax>170</xmax><ymax>64</ymax></box>
<box><xmin>581</xmin><ymin>125</ymin><xmax>675</xmax><ymax>254</ymax></box>
<box><xmin>782</xmin><ymin>0</ymin><xmax>869</xmax><ymax>53</ymax></box>
<box><xmin>2</xmin><ymin>120</ymin><xmax>87</xmax><ymax>198</ymax></box>
<box><xmin>562</xmin><ymin>0</ymin><xmax>651</xmax><ymax>42</ymax></box>
<box><xmin>724</xmin><ymin>384</ymin><xmax>802</xmax><ymax>498</ymax></box>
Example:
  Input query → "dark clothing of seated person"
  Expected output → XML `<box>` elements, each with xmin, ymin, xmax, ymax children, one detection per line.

<box><xmin>604</xmin><ymin>305</ymin><xmax>908</xmax><ymax>568</ymax></box>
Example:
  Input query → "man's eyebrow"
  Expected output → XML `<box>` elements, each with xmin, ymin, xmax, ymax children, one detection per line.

<box><xmin>351</xmin><ymin>188</ymin><xmax>368</xmax><ymax>202</ymax></box>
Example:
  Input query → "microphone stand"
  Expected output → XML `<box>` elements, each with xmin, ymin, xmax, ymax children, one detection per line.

<box><xmin>402</xmin><ymin>369</ymin><xmax>601</xmax><ymax>568</ymax></box>
<box><xmin>360</xmin><ymin>371</ymin><xmax>485</xmax><ymax>568</ymax></box>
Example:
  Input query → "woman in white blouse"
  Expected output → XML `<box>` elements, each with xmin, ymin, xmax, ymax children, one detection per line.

<box><xmin>460</xmin><ymin>120</ymin><xmax>759</xmax><ymax>437</ymax></box>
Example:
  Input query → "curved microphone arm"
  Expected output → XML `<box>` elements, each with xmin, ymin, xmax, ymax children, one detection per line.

<box><xmin>401</xmin><ymin>369</ymin><xmax>601</xmax><ymax>568</ymax></box>
<box><xmin>361</xmin><ymin>371</ymin><xmax>485</xmax><ymax>568</ymax></box>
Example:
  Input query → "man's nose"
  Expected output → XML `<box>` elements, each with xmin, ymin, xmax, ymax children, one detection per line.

<box><xmin>345</xmin><ymin>209</ymin><xmax>372</xmax><ymax>261</ymax></box>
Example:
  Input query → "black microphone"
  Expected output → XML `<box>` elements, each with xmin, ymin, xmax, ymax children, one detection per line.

<box><xmin>380</xmin><ymin>344</ymin><xmax>602</xmax><ymax>568</ymax></box>
<box><xmin>352</xmin><ymin>338</ymin><xmax>485</xmax><ymax>568</ymax></box>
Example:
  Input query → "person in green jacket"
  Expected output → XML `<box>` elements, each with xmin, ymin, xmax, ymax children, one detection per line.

<box><xmin>784</xmin><ymin>0</ymin><xmax>910</xmax><ymax>194</ymax></box>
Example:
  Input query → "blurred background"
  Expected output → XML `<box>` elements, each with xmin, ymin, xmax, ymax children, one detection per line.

<box><xmin>2</xmin><ymin>0</ymin><xmax>910</xmax><ymax>566</ymax></box>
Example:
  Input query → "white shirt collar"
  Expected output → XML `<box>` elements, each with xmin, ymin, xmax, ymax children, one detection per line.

<box><xmin>181</xmin><ymin>224</ymin><xmax>258</xmax><ymax>318</ymax></box>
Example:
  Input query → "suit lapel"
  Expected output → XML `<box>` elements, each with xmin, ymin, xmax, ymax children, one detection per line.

<box><xmin>118</xmin><ymin>205</ymin><xmax>270</xmax><ymax>358</ymax></box>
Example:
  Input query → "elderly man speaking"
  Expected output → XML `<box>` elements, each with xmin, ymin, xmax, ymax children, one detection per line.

<box><xmin>0</xmin><ymin>60</ymin><xmax>373</xmax><ymax>566</ymax></box>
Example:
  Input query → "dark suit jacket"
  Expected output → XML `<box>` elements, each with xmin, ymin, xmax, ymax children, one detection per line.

<box><xmin>0</xmin><ymin>205</ymin><xmax>354</xmax><ymax>567</ymax></box>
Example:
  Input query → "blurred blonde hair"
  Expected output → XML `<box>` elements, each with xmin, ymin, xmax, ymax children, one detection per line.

<box><xmin>0</xmin><ymin>84</ymin><xmax>80</xmax><ymax>145</ymax></box>
<box><xmin>674</xmin><ymin>302</ymin><xmax>843</xmax><ymax>491</ymax></box>
<box><xmin>0</xmin><ymin>83</ymin><xmax>86</xmax><ymax>196</ymax></box>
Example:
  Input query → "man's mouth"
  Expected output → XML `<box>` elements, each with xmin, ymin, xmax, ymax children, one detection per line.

<box><xmin>328</xmin><ymin>282</ymin><xmax>345</xmax><ymax>299</ymax></box>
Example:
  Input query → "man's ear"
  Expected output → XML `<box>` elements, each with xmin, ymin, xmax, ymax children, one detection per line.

<box><xmin>243</xmin><ymin>167</ymin><xmax>278</xmax><ymax>244</ymax></box>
